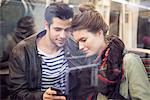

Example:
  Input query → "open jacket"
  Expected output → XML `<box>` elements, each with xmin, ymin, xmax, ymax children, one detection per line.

<box><xmin>9</xmin><ymin>30</ymin><xmax>87</xmax><ymax>100</ymax></box>
<box><xmin>97</xmin><ymin>53</ymin><xmax>150</xmax><ymax>100</ymax></box>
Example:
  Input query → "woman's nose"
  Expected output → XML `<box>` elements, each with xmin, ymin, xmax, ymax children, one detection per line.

<box><xmin>79</xmin><ymin>42</ymin><xmax>84</xmax><ymax>51</ymax></box>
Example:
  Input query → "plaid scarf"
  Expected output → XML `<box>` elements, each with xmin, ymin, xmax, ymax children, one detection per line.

<box><xmin>95</xmin><ymin>35</ymin><xmax>126</xmax><ymax>99</ymax></box>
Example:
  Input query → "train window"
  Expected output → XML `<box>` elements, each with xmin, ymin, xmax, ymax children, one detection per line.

<box><xmin>0</xmin><ymin>0</ymin><xmax>46</xmax><ymax>61</ymax></box>
<box><xmin>137</xmin><ymin>9</ymin><xmax>150</xmax><ymax>49</ymax></box>
<box><xmin>109</xmin><ymin>1</ymin><xmax>121</xmax><ymax>36</ymax></box>
<box><xmin>108</xmin><ymin>0</ymin><xmax>150</xmax><ymax>49</ymax></box>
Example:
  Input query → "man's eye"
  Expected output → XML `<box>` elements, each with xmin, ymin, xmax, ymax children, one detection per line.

<box><xmin>64</xmin><ymin>28</ymin><xmax>73</xmax><ymax>33</ymax></box>
<box><xmin>54</xmin><ymin>28</ymin><xmax>62</xmax><ymax>31</ymax></box>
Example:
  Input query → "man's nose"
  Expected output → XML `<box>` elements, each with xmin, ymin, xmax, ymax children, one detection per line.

<box><xmin>60</xmin><ymin>30</ymin><xmax>66</xmax><ymax>38</ymax></box>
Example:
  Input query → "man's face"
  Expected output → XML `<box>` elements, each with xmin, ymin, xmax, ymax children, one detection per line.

<box><xmin>72</xmin><ymin>29</ymin><xmax>103</xmax><ymax>57</ymax></box>
<box><xmin>48</xmin><ymin>17</ymin><xmax>72</xmax><ymax>48</ymax></box>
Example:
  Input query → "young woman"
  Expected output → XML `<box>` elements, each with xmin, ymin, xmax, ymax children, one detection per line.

<box><xmin>70</xmin><ymin>11</ymin><xmax>150</xmax><ymax>100</ymax></box>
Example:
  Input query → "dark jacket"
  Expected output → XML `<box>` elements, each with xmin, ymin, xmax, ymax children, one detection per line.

<box><xmin>9</xmin><ymin>30</ymin><xmax>90</xmax><ymax>100</ymax></box>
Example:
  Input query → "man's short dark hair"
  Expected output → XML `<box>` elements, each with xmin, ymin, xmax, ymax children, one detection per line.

<box><xmin>45</xmin><ymin>2</ymin><xmax>74</xmax><ymax>26</ymax></box>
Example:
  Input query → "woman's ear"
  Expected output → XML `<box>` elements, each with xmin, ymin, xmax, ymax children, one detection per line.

<box><xmin>98</xmin><ymin>30</ymin><xmax>104</xmax><ymax>37</ymax></box>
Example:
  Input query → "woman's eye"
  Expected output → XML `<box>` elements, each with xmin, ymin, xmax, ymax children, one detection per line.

<box><xmin>81</xmin><ymin>39</ymin><xmax>87</xmax><ymax>42</ymax></box>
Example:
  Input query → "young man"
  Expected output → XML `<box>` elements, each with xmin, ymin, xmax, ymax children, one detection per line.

<box><xmin>9</xmin><ymin>2</ymin><xmax>79</xmax><ymax>100</ymax></box>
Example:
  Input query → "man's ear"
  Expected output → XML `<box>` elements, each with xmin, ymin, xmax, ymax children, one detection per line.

<box><xmin>44</xmin><ymin>20</ymin><xmax>49</xmax><ymax>30</ymax></box>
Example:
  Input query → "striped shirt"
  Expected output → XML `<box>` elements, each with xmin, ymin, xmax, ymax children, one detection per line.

<box><xmin>38</xmin><ymin>48</ymin><xmax>68</xmax><ymax>94</ymax></box>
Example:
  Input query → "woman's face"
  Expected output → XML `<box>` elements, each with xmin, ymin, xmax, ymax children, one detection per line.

<box><xmin>72</xmin><ymin>29</ymin><xmax>104</xmax><ymax>57</ymax></box>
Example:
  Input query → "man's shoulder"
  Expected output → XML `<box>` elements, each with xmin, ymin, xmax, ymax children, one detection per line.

<box><xmin>12</xmin><ymin>34</ymin><xmax>38</xmax><ymax>55</ymax></box>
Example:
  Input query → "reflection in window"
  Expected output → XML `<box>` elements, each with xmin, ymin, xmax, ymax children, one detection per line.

<box><xmin>0</xmin><ymin>1</ymin><xmax>46</xmax><ymax>99</ymax></box>
<box><xmin>109</xmin><ymin>11</ymin><xmax>120</xmax><ymax>36</ymax></box>
<box><xmin>137</xmin><ymin>11</ymin><xmax>150</xmax><ymax>50</ymax></box>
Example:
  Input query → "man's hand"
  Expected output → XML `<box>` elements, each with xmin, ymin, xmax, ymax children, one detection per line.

<box><xmin>43</xmin><ymin>88</ymin><xmax>66</xmax><ymax>100</ymax></box>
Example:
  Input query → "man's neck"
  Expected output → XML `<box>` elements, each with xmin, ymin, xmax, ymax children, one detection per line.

<box><xmin>37</xmin><ymin>34</ymin><xmax>59</xmax><ymax>55</ymax></box>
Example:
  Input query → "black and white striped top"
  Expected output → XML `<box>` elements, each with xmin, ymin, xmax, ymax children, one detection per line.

<box><xmin>38</xmin><ymin>48</ymin><xmax>68</xmax><ymax>93</ymax></box>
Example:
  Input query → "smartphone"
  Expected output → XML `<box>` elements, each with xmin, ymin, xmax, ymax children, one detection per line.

<box><xmin>51</xmin><ymin>87</ymin><xmax>63</xmax><ymax>96</ymax></box>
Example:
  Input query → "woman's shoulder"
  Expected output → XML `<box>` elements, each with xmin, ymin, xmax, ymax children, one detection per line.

<box><xmin>123</xmin><ymin>52</ymin><xmax>144</xmax><ymax>72</ymax></box>
<box><xmin>123</xmin><ymin>53</ymin><xmax>141</xmax><ymax>63</ymax></box>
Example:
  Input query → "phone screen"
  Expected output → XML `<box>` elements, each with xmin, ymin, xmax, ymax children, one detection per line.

<box><xmin>51</xmin><ymin>87</ymin><xmax>63</xmax><ymax>96</ymax></box>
